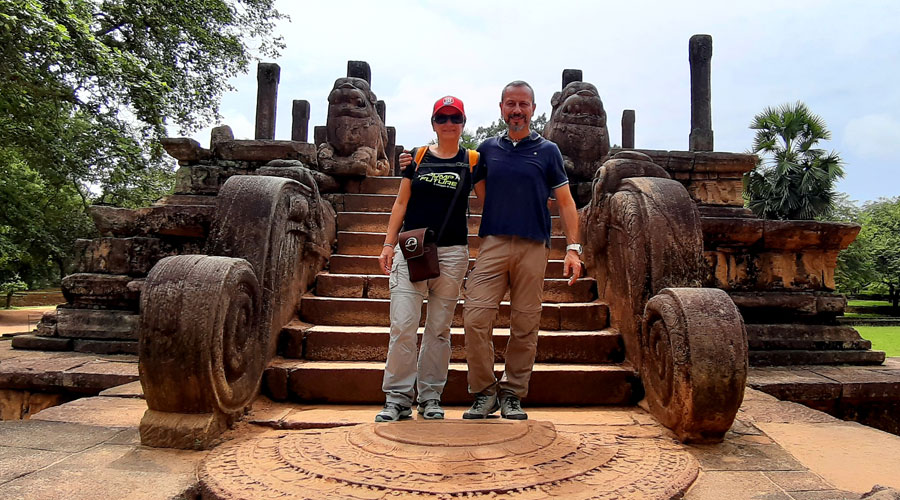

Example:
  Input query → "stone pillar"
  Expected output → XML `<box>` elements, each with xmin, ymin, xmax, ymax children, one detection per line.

<box><xmin>347</xmin><ymin>60</ymin><xmax>371</xmax><ymax>85</ymax></box>
<box><xmin>255</xmin><ymin>63</ymin><xmax>280</xmax><ymax>140</ymax></box>
<box><xmin>562</xmin><ymin>69</ymin><xmax>582</xmax><ymax>89</ymax></box>
<box><xmin>291</xmin><ymin>100</ymin><xmax>310</xmax><ymax>143</ymax></box>
<box><xmin>622</xmin><ymin>110</ymin><xmax>635</xmax><ymax>149</ymax></box>
<box><xmin>376</xmin><ymin>100</ymin><xmax>386</xmax><ymax>123</ymax></box>
<box><xmin>689</xmin><ymin>34</ymin><xmax>713</xmax><ymax>151</ymax></box>
<box><xmin>210</xmin><ymin>125</ymin><xmax>234</xmax><ymax>156</ymax></box>
<box><xmin>386</xmin><ymin>126</ymin><xmax>396</xmax><ymax>174</ymax></box>
<box><xmin>393</xmin><ymin>145</ymin><xmax>404</xmax><ymax>176</ymax></box>
<box><xmin>313</xmin><ymin>126</ymin><xmax>327</xmax><ymax>147</ymax></box>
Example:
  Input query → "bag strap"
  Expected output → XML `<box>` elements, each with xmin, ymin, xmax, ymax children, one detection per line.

<box><xmin>467</xmin><ymin>149</ymin><xmax>479</xmax><ymax>171</ymax></box>
<box><xmin>413</xmin><ymin>146</ymin><xmax>428</xmax><ymax>171</ymax></box>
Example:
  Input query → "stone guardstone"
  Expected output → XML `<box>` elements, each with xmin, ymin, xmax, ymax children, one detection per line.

<box><xmin>199</xmin><ymin>420</ymin><xmax>699</xmax><ymax>499</ymax></box>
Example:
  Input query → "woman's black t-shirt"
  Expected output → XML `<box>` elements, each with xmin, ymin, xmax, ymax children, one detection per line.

<box><xmin>401</xmin><ymin>146</ymin><xmax>472</xmax><ymax>247</ymax></box>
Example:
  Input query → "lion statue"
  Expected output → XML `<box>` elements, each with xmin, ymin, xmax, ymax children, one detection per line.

<box><xmin>543</xmin><ymin>81</ymin><xmax>610</xmax><ymax>206</ymax></box>
<box><xmin>317</xmin><ymin>77</ymin><xmax>391</xmax><ymax>177</ymax></box>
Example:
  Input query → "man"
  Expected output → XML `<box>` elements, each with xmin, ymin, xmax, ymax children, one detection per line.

<box><xmin>462</xmin><ymin>80</ymin><xmax>583</xmax><ymax>420</ymax></box>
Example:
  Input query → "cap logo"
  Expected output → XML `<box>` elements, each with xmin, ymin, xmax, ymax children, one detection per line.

<box><xmin>443</xmin><ymin>97</ymin><xmax>454</xmax><ymax>105</ymax></box>
<box><xmin>404</xmin><ymin>237</ymin><xmax>418</xmax><ymax>253</ymax></box>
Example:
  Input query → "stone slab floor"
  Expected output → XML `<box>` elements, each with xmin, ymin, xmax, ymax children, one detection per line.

<box><xmin>0</xmin><ymin>384</ymin><xmax>899</xmax><ymax>499</ymax></box>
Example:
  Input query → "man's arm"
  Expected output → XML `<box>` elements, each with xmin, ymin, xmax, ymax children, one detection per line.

<box><xmin>473</xmin><ymin>179</ymin><xmax>485</xmax><ymax>200</ymax></box>
<box><xmin>554</xmin><ymin>184</ymin><xmax>583</xmax><ymax>286</ymax></box>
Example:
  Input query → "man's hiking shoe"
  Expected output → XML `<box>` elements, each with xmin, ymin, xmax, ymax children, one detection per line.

<box><xmin>462</xmin><ymin>392</ymin><xmax>499</xmax><ymax>419</ymax></box>
<box><xmin>499</xmin><ymin>392</ymin><xmax>528</xmax><ymax>420</ymax></box>
<box><xmin>375</xmin><ymin>403</ymin><xmax>412</xmax><ymax>422</ymax></box>
<box><xmin>417</xmin><ymin>399</ymin><xmax>445</xmax><ymax>420</ymax></box>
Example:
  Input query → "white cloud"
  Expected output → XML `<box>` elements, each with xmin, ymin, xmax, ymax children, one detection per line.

<box><xmin>843</xmin><ymin>114</ymin><xmax>900</xmax><ymax>160</ymax></box>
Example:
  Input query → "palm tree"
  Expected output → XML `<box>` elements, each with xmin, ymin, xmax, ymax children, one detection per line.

<box><xmin>744</xmin><ymin>102</ymin><xmax>844</xmax><ymax>220</ymax></box>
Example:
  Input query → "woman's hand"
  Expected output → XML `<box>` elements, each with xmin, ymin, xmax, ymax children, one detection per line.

<box><xmin>378</xmin><ymin>245</ymin><xmax>395</xmax><ymax>275</ymax></box>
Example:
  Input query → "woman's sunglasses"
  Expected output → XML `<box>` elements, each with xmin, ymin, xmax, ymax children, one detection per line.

<box><xmin>433</xmin><ymin>114</ymin><xmax>465</xmax><ymax>124</ymax></box>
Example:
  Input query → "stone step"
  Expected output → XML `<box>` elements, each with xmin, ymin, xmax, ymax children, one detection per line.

<box><xmin>278</xmin><ymin>324</ymin><xmax>623</xmax><ymax>364</ymax></box>
<box><xmin>746</xmin><ymin>324</ymin><xmax>873</xmax><ymax>351</ymax></box>
<box><xmin>299</xmin><ymin>296</ymin><xmax>608</xmax><ymax>331</ymax></box>
<box><xmin>337</xmin><ymin>212</ymin><xmax>564</xmax><ymax>235</ymax></box>
<box><xmin>263</xmin><ymin>359</ymin><xmax>640</xmax><ymax>405</ymax></box>
<box><xmin>354</xmin><ymin>176</ymin><xmax>403</xmax><ymax>194</ymax></box>
<box><xmin>749</xmin><ymin>350</ymin><xmax>887</xmax><ymax>367</ymax></box>
<box><xmin>336</xmin><ymin>231</ymin><xmax>571</xmax><ymax>259</ymax></box>
<box><xmin>343</xmin><ymin>193</ymin><xmax>484</xmax><ymax>215</ymax></box>
<box><xmin>314</xmin><ymin>274</ymin><xmax>596</xmax><ymax>303</ymax></box>
<box><xmin>340</xmin><ymin>193</ymin><xmax>562</xmax><ymax>217</ymax></box>
<box><xmin>329</xmin><ymin>254</ymin><xmax>575</xmax><ymax>278</ymax></box>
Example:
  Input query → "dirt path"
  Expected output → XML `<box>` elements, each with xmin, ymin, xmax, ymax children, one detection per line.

<box><xmin>0</xmin><ymin>307</ymin><xmax>55</xmax><ymax>335</ymax></box>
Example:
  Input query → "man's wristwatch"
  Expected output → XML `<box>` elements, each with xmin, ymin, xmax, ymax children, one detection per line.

<box><xmin>566</xmin><ymin>243</ymin><xmax>583</xmax><ymax>256</ymax></box>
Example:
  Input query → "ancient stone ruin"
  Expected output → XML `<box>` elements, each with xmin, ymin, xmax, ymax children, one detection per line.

<box><xmin>10</xmin><ymin>35</ymin><xmax>883</xmax><ymax>459</ymax></box>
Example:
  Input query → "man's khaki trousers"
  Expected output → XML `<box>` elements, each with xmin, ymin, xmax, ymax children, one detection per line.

<box><xmin>463</xmin><ymin>235</ymin><xmax>548</xmax><ymax>398</ymax></box>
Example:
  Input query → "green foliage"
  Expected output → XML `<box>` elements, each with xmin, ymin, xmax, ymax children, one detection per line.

<box><xmin>854</xmin><ymin>326</ymin><xmax>900</xmax><ymax>357</ymax></box>
<box><xmin>744</xmin><ymin>102</ymin><xmax>844</xmax><ymax>220</ymax></box>
<box><xmin>1</xmin><ymin>274</ymin><xmax>27</xmax><ymax>309</ymax></box>
<box><xmin>832</xmin><ymin>196</ymin><xmax>900</xmax><ymax>312</ymax></box>
<box><xmin>473</xmin><ymin>113</ymin><xmax>548</xmax><ymax>143</ymax></box>
<box><xmin>859</xmin><ymin>197</ymin><xmax>900</xmax><ymax>311</ymax></box>
<box><xmin>0</xmin><ymin>0</ymin><xmax>285</xmax><ymax>285</ymax></box>
<box><xmin>1</xmin><ymin>149</ymin><xmax>96</xmax><ymax>287</ymax></box>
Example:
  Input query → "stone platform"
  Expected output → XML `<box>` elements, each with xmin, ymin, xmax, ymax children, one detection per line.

<box><xmin>2</xmin><ymin>382</ymin><xmax>900</xmax><ymax>499</ymax></box>
<box><xmin>3</xmin><ymin>343</ymin><xmax>900</xmax><ymax>498</ymax></box>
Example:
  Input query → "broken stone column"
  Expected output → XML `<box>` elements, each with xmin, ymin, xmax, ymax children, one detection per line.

<box><xmin>292</xmin><ymin>100</ymin><xmax>310</xmax><ymax>142</ymax></box>
<box><xmin>689</xmin><ymin>34</ymin><xmax>713</xmax><ymax>151</ymax></box>
<box><xmin>562</xmin><ymin>69</ymin><xmax>583</xmax><ymax>89</ymax></box>
<box><xmin>255</xmin><ymin>63</ymin><xmax>281</xmax><ymax>140</ymax></box>
<box><xmin>622</xmin><ymin>110</ymin><xmax>635</xmax><ymax>149</ymax></box>
<box><xmin>376</xmin><ymin>100</ymin><xmax>386</xmax><ymax>123</ymax></box>
<box><xmin>314</xmin><ymin>126</ymin><xmax>327</xmax><ymax>147</ymax></box>
<box><xmin>347</xmin><ymin>60</ymin><xmax>371</xmax><ymax>84</ymax></box>
<box><xmin>386</xmin><ymin>126</ymin><xmax>396</xmax><ymax>174</ymax></box>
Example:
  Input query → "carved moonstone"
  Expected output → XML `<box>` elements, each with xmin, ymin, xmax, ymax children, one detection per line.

<box><xmin>199</xmin><ymin>421</ymin><xmax>699</xmax><ymax>498</ymax></box>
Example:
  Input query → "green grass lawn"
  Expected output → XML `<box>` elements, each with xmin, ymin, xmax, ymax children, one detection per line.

<box><xmin>848</xmin><ymin>299</ymin><xmax>892</xmax><ymax>307</ymax></box>
<box><xmin>856</xmin><ymin>326</ymin><xmax>900</xmax><ymax>357</ymax></box>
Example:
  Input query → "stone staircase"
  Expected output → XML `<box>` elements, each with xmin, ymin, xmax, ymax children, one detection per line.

<box><xmin>262</xmin><ymin>176</ymin><xmax>642</xmax><ymax>405</ymax></box>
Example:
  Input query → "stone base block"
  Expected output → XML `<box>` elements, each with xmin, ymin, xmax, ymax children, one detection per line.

<box><xmin>56</xmin><ymin>309</ymin><xmax>140</xmax><ymax>340</ymax></box>
<box><xmin>11</xmin><ymin>335</ymin><xmax>73</xmax><ymax>351</ymax></box>
<box><xmin>61</xmin><ymin>274</ymin><xmax>140</xmax><ymax>310</ymax></box>
<box><xmin>139</xmin><ymin>409</ymin><xmax>229</xmax><ymax>450</ymax></box>
<box><xmin>72</xmin><ymin>339</ymin><xmax>139</xmax><ymax>355</ymax></box>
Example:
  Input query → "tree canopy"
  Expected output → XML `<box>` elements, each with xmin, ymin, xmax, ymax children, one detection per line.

<box><xmin>0</xmin><ymin>0</ymin><xmax>286</xmax><ymax>288</ymax></box>
<box><xmin>833</xmin><ymin>196</ymin><xmax>900</xmax><ymax>312</ymax></box>
<box><xmin>744</xmin><ymin>102</ymin><xmax>844</xmax><ymax>220</ymax></box>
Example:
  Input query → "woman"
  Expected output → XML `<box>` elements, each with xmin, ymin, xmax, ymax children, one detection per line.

<box><xmin>375</xmin><ymin>96</ymin><xmax>476</xmax><ymax>421</ymax></box>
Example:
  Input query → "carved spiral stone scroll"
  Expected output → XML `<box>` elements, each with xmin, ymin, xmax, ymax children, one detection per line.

<box><xmin>209</xmin><ymin>175</ymin><xmax>310</xmax><ymax>358</ymax></box>
<box><xmin>199</xmin><ymin>421</ymin><xmax>699</xmax><ymax>499</ymax></box>
<box><xmin>139</xmin><ymin>254</ymin><xmax>262</xmax><ymax>448</ymax></box>
<box><xmin>139</xmin><ymin>175</ymin><xmax>322</xmax><ymax>449</ymax></box>
<box><xmin>582</xmin><ymin>151</ymin><xmax>748</xmax><ymax>442</ymax></box>
<box><xmin>641</xmin><ymin>287</ymin><xmax>748</xmax><ymax>443</ymax></box>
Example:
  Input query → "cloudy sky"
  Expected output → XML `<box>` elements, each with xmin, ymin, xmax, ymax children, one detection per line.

<box><xmin>189</xmin><ymin>0</ymin><xmax>900</xmax><ymax>204</ymax></box>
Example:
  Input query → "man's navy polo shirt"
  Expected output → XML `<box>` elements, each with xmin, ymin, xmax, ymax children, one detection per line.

<box><xmin>473</xmin><ymin>131</ymin><xmax>569</xmax><ymax>245</ymax></box>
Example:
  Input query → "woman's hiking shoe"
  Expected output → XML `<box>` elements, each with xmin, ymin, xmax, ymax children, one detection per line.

<box><xmin>462</xmin><ymin>392</ymin><xmax>499</xmax><ymax>419</ymax></box>
<box><xmin>417</xmin><ymin>399</ymin><xmax>445</xmax><ymax>420</ymax></box>
<box><xmin>375</xmin><ymin>403</ymin><xmax>412</xmax><ymax>422</ymax></box>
